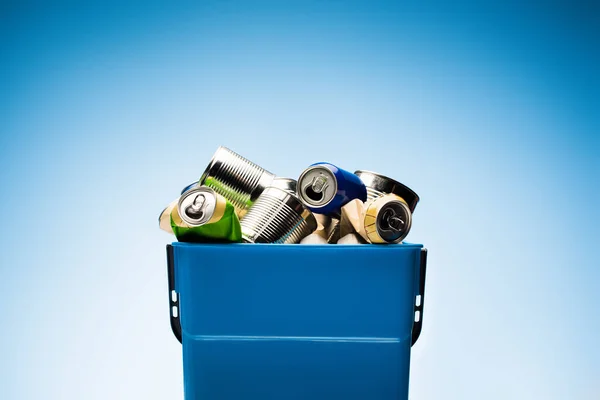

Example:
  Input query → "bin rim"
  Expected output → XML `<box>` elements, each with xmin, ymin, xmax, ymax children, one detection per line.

<box><xmin>170</xmin><ymin>241</ymin><xmax>424</xmax><ymax>249</ymax></box>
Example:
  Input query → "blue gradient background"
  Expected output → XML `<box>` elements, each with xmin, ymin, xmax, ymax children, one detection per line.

<box><xmin>1</xmin><ymin>2</ymin><xmax>598</xmax><ymax>399</ymax></box>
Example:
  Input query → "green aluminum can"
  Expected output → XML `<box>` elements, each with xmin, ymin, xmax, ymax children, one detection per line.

<box><xmin>170</xmin><ymin>186</ymin><xmax>242</xmax><ymax>243</ymax></box>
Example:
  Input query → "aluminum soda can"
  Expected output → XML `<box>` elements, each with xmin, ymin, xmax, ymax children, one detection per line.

<box><xmin>158</xmin><ymin>182</ymin><xmax>202</xmax><ymax>233</ymax></box>
<box><xmin>297</xmin><ymin>162</ymin><xmax>367</xmax><ymax>216</ymax></box>
<box><xmin>240</xmin><ymin>187</ymin><xmax>317</xmax><ymax>244</ymax></box>
<box><xmin>354</xmin><ymin>170</ymin><xmax>419</xmax><ymax>213</ymax></box>
<box><xmin>270</xmin><ymin>177</ymin><xmax>297</xmax><ymax>194</ymax></box>
<box><xmin>363</xmin><ymin>193</ymin><xmax>412</xmax><ymax>244</ymax></box>
<box><xmin>170</xmin><ymin>186</ymin><xmax>242</xmax><ymax>243</ymax></box>
<box><xmin>200</xmin><ymin>146</ymin><xmax>275</xmax><ymax>217</ymax></box>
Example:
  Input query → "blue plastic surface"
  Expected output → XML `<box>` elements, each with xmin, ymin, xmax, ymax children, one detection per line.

<box><xmin>171</xmin><ymin>242</ymin><xmax>424</xmax><ymax>400</ymax></box>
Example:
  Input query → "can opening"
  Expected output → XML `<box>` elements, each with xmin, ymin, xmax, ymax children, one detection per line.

<box><xmin>303</xmin><ymin>175</ymin><xmax>329</xmax><ymax>203</ymax></box>
<box><xmin>304</xmin><ymin>184</ymin><xmax>325</xmax><ymax>203</ymax></box>
<box><xmin>185</xmin><ymin>194</ymin><xmax>206</xmax><ymax>221</ymax></box>
<box><xmin>377</xmin><ymin>204</ymin><xmax>407</xmax><ymax>242</ymax></box>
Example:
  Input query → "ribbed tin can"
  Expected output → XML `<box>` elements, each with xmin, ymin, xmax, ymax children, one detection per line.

<box><xmin>354</xmin><ymin>170</ymin><xmax>419</xmax><ymax>213</ymax></box>
<box><xmin>240</xmin><ymin>187</ymin><xmax>317</xmax><ymax>244</ymax></box>
<box><xmin>200</xmin><ymin>146</ymin><xmax>276</xmax><ymax>217</ymax></box>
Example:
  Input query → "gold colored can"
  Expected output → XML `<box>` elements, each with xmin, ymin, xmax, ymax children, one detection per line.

<box><xmin>363</xmin><ymin>194</ymin><xmax>412</xmax><ymax>244</ymax></box>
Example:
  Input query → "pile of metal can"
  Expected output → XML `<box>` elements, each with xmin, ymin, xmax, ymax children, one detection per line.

<box><xmin>159</xmin><ymin>146</ymin><xmax>420</xmax><ymax>245</ymax></box>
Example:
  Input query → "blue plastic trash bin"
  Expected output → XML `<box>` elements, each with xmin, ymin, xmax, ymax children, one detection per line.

<box><xmin>167</xmin><ymin>242</ymin><xmax>427</xmax><ymax>400</ymax></box>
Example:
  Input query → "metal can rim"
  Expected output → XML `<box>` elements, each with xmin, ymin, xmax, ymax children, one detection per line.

<box><xmin>177</xmin><ymin>186</ymin><xmax>218</xmax><ymax>226</ymax></box>
<box><xmin>297</xmin><ymin>164</ymin><xmax>339</xmax><ymax>208</ymax></box>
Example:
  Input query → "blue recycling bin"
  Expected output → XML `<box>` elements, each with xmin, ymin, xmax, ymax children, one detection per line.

<box><xmin>167</xmin><ymin>242</ymin><xmax>427</xmax><ymax>400</ymax></box>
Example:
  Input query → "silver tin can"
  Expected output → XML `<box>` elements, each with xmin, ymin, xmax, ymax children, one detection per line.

<box><xmin>354</xmin><ymin>170</ymin><xmax>420</xmax><ymax>213</ymax></box>
<box><xmin>270</xmin><ymin>177</ymin><xmax>297</xmax><ymax>194</ymax></box>
<box><xmin>200</xmin><ymin>146</ymin><xmax>275</xmax><ymax>216</ymax></box>
<box><xmin>240</xmin><ymin>187</ymin><xmax>317</xmax><ymax>244</ymax></box>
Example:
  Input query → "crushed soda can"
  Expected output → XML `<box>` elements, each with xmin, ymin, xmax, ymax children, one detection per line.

<box><xmin>297</xmin><ymin>162</ymin><xmax>367</xmax><ymax>216</ymax></box>
<box><xmin>362</xmin><ymin>193</ymin><xmax>412</xmax><ymax>244</ymax></box>
<box><xmin>200</xmin><ymin>146</ymin><xmax>275</xmax><ymax>217</ymax></box>
<box><xmin>170</xmin><ymin>186</ymin><xmax>242</xmax><ymax>243</ymax></box>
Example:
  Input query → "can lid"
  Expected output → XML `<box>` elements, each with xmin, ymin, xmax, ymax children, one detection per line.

<box><xmin>178</xmin><ymin>187</ymin><xmax>218</xmax><ymax>226</ymax></box>
<box><xmin>376</xmin><ymin>199</ymin><xmax>411</xmax><ymax>243</ymax></box>
<box><xmin>297</xmin><ymin>165</ymin><xmax>338</xmax><ymax>208</ymax></box>
<box><xmin>354</xmin><ymin>170</ymin><xmax>420</xmax><ymax>212</ymax></box>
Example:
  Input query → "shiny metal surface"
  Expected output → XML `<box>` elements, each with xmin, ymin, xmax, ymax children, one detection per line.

<box><xmin>200</xmin><ymin>146</ymin><xmax>275</xmax><ymax>215</ymax></box>
<box><xmin>326</xmin><ymin>217</ymin><xmax>341</xmax><ymax>244</ymax></box>
<box><xmin>240</xmin><ymin>187</ymin><xmax>317</xmax><ymax>244</ymax></box>
<box><xmin>364</xmin><ymin>194</ymin><xmax>412</xmax><ymax>244</ymax></box>
<box><xmin>354</xmin><ymin>170</ymin><xmax>419</xmax><ymax>212</ymax></box>
<box><xmin>271</xmin><ymin>177</ymin><xmax>297</xmax><ymax>194</ymax></box>
<box><xmin>297</xmin><ymin>165</ymin><xmax>337</xmax><ymax>207</ymax></box>
<box><xmin>178</xmin><ymin>187</ymin><xmax>217</xmax><ymax>226</ymax></box>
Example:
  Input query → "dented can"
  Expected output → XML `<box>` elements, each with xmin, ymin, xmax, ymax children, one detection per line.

<box><xmin>297</xmin><ymin>163</ymin><xmax>367</xmax><ymax>216</ymax></box>
<box><xmin>200</xmin><ymin>146</ymin><xmax>276</xmax><ymax>217</ymax></box>
<box><xmin>240</xmin><ymin>187</ymin><xmax>317</xmax><ymax>244</ymax></box>
<box><xmin>158</xmin><ymin>182</ymin><xmax>202</xmax><ymax>233</ymax></box>
<box><xmin>363</xmin><ymin>193</ymin><xmax>412</xmax><ymax>244</ymax></box>
<box><xmin>354</xmin><ymin>170</ymin><xmax>419</xmax><ymax>213</ymax></box>
<box><xmin>170</xmin><ymin>186</ymin><xmax>242</xmax><ymax>243</ymax></box>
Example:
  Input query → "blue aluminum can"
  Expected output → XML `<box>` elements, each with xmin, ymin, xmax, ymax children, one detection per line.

<box><xmin>297</xmin><ymin>162</ymin><xmax>367</xmax><ymax>216</ymax></box>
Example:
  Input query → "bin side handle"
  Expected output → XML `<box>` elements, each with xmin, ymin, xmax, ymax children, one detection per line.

<box><xmin>411</xmin><ymin>248</ymin><xmax>427</xmax><ymax>346</ymax></box>
<box><xmin>167</xmin><ymin>244</ymin><xmax>182</xmax><ymax>343</ymax></box>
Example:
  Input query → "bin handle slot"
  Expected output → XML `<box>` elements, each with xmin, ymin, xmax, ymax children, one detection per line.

<box><xmin>167</xmin><ymin>244</ymin><xmax>182</xmax><ymax>343</ymax></box>
<box><xmin>411</xmin><ymin>248</ymin><xmax>427</xmax><ymax>346</ymax></box>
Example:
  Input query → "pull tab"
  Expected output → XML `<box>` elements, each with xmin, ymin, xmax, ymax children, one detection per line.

<box><xmin>311</xmin><ymin>175</ymin><xmax>329</xmax><ymax>193</ymax></box>
<box><xmin>303</xmin><ymin>175</ymin><xmax>330</xmax><ymax>203</ymax></box>
<box><xmin>185</xmin><ymin>194</ymin><xmax>207</xmax><ymax>220</ymax></box>
<box><xmin>383</xmin><ymin>208</ymin><xmax>404</xmax><ymax>232</ymax></box>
